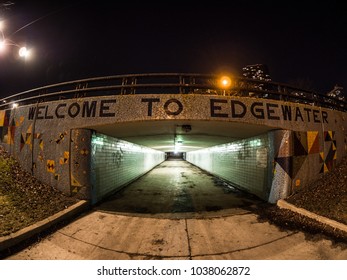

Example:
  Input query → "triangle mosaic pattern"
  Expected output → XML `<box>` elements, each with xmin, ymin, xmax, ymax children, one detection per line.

<box><xmin>320</xmin><ymin>131</ymin><xmax>337</xmax><ymax>173</ymax></box>
<box><xmin>275</xmin><ymin>130</ymin><xmax>337</xmax><ymax>179</ymax></box>
<box><xmin>0</xmin><ymin>110</ymin><xmax>15</xmax><ymax>144</ymax></box>
<box><xmin>275</xmin><ymin>131</ymin><xmax>309</xmax><ymax>179</ymax></box>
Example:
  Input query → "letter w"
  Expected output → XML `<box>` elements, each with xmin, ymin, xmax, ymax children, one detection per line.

<box><xmin>281</xmin><ymin>105</ymin><xmax>292</xmax><ymax>121</ymax></box>
<box><xmin>28</xmin><ymin>107</ymin><xmax>36</xmax><ymax>120</ymax></box>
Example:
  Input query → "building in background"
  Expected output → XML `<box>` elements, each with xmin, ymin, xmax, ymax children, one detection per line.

<box><xmin>241</xmin><ymin>64</ymin><xmax>272</xmax><ymax>97</ymax></box>
<box><xmin>242</xmin><ymin>64</ymin><xmax>272</xmax><ymax>81</ymax></box>
<box><xmin>325</xmin><ymin>85</ymin><xmax>345</xmax><ymax>109</ymax></box>
<box><xmin>326</xmin><ymin>85</ymin><xmax>345</xmax><ymax>101</ymax></box>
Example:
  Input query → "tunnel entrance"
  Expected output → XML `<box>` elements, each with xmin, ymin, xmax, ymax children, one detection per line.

<box><xmin>90</xmin><ymin>129</ymin><xmax>274</xmax><ymax>206</ymax></box>
<box><xmin>88</xmin><ymin>118</ymin><xmax>277</xmax><ymax>204</ymax></box>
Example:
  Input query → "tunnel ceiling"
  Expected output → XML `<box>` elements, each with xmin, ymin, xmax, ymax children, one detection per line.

<box><xmin>88</xmin><ymin>120</ymin><xmax>274</xmax><ymax>152</ymax></box>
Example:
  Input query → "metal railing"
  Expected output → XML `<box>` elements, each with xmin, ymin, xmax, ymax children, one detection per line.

<box><xmin>0</xmin><ymin>73</ymin><xmax>346</xmax><ymax>111</ymax></box>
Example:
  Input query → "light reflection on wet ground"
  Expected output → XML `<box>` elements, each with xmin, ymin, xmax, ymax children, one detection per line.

<box><xmin>96</xmin><ymin>159</ymin><xmax>264</xmax><ymax>218</ymax></box>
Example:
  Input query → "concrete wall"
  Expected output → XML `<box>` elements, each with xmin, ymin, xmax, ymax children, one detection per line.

<box><xmin>186</xmin><ymin>133</ymin><xmax>270</xmax><ymax>200</ymax></box>
<box><xmin>90</xmin><ymin>133</ymin><xmax>165</xmax><ymax>203</ymax></box>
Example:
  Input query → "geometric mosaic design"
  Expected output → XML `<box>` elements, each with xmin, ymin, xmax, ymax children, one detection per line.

<box><xmin>56</xmin><ymin>132</ymin><xmax>67</xmax><ymax>144</ymax></box>
<box><xmin>59</xmin><ymin>151</ymin><xmax>69</xmax><ymax>165</ymax></box>
<box><xmin>307</xmin><ymin>131</ymin><xmax>320</xmax><ymax>154</ymax></box>
<box><xmin>292</xmin><ymin>155</ymin><xmax>307</xmax><ymax>179</ymax></box>
<box><xmin>0</xmin><ymin>110</ymin><xmax>12</xmax><ymax>143</ymax></box>
<box><xmin>20</xmin><ymin>124</ymin><xmax>34</xmax><ymax>151</ymax></box>
<box><xmin>275</xmin><ymin>156</ymin><xmax>293</xmax><ymax>178</ymax></box>
<box><xmin>8</xmin><ymin>118</ymin><xmax>16</xmax><ymax>145</ymax></box>
<box><xmin>320</xmin><ymin>131</ymin><xmax>337</xmax><ymax>173</ymax></box>
<box><xmin>46</xmin><ymin>160</ymin><xmax>55</xmax><ymax>173</ymax></box>
<box><xmin>275</xmin><ymin>130</ymin><xmax>322</xmax><ymax>179</ymax></box>
<box><xmin>0</xmin><ymin>110</ymin><xmax>5</xmax><ymax>127</ymax></box>
<box><xmin>70</xmin><ymin>174</ymin><xmax>83</xmax><ymax>194</ymax></box>
<box><xmin>0</xmin><ymin>110</ymin><xmax>10</xmax><ymax>127</ymax></box>
<box><xmin>293</xmin><ymin>131</ymin><xmax>308</xmax><ymax>156</ymax></box>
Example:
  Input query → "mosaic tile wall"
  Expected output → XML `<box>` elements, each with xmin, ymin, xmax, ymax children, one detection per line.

<box><xmin>70</xmin><ymin>129</ymin><xmax>92</xmax><ymax>199</ymax></box>
<box><xmin>186</xmin><ymin>134</ymin><xmax>270</xmax><ymax>200</ymax></box>
<box><xmin>0</xmin><ymin>109</ymin><xmax>15</xmax><ymax>145</ymax></box>
<box><xmin>269</xmin><ymin>130</ymin><xmax>340</xmax><ymax>202</ymax></box>
<box><xmin>90</xmin><ymin>133</ymin><xmax>165</xmax><ymax>203</ymax></box>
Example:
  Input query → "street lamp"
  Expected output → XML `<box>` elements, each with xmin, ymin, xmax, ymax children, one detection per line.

<box><xmin>219</xmin><ymin>75</ymin><xmax>232</xmax><ymax>95</ymax></box>
<box><xmin>220</xmin><ymin>76</ymin><xmax>232</xmax><ymax>88</ymax></box>
<box><xmin>0</xmin><ymin>19</ymin><xmax>31</xmax><ymax>59</ymax></box>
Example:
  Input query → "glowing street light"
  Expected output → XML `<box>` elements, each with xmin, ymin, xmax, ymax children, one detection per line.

<box><xmin>0</xmin><ymin>39</ymin><xmax>5</xmax><ymax>50</ymax></box>
<box><xmin>219</xmin><ymin>75</ymin><xmax>232</xmax><ymax>95</ymax></box>
<box><xmin>220</xmin><ymin>76</ymin><xmax>232</xmax><ymax>88</ymax></box>
<box><xmin>18</xmin><ymin>46</ymin><xmax>29</xmax><ymax>58</ymax></box>
<box><xmin>0</xmin><ymin>19</ymin><xmax>32</xmax><ymax>60</ymax></box>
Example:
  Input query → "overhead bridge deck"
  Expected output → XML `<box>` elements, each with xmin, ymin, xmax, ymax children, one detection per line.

<box><xmin>0</xmin><ymin>73</ymin><xmax>346</xmax><ymax>204</ymax></box>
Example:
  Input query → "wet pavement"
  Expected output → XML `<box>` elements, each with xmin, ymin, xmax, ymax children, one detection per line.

<box><xmin>96</xmin><ymin>159</ymin><xmax>263</xmax><ymax>218</ymax></box>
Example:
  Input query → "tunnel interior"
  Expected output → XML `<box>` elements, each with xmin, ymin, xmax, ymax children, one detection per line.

<box><xmin>89</xmin><ymin>120</ymin><xmax>274</xmax><ymax>210</ymax></box>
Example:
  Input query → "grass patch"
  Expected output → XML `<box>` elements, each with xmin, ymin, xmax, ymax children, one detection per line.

<box><xmin>0</xmin><ymin>156</ymin><xmax>14</xmax><ymax>186</ymax></box>
<box><xmin>0</xmin><ymin>147</ymin><xmax>79</xmax><ymax>237</ymax></box>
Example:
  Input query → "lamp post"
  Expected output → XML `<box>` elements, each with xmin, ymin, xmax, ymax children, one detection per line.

<box><xmin>0</xmin><ymin>19</ymin><xmax>33</xmax><ymax>153</ymax></box>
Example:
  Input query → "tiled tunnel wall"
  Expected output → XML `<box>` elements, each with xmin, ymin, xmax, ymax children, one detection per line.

<box><xmin>186</xmin><ymin>129</ymin><xmax>345</xmax><ymax>203</ymax></box>
<box><xmin>186</xmin><ymin>133</ymin><xmax>270</xmax><ymax>200</ymax></box>
<box><xmin>90</xmin><ymin>133</ymin><xmax>165</xmax><ymax>203</ymax></box>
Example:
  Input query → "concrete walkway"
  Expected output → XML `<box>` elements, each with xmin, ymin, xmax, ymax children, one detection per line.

<box><xmin>2</xmin><ymin>160</ymin><xmax>347</xmax><ymax>259</ymax></box>
<box><xmin>5</xmin><ymin>209</ymin><xmax>347</xmax><ymax>260</ymax></box>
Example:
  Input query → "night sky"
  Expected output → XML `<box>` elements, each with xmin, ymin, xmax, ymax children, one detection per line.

<box><xmin>0</xmin><ymin>0</ymin><xmax>346</xmax><ymax>99</ymax></box>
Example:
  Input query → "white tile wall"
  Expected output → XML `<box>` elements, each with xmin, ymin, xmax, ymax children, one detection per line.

<box><xmin>91</xmin><ymin>133</ymin><xmax>165</xmax><ymax>202</ymax></box>
<box><xmin>186</xmin><ymin>134</ymin><xmax>269</xmax><ymax>200</ymax></box>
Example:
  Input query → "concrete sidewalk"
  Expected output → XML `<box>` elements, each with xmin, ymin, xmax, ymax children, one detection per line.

<box><xmin>3</xmin><ymin>199</ymin><xmax>347</xmax><ymax>256</ymax></box>
<box><xmin>1</xmin><ymin>159</ymin><xmax>347</xmax><ymax>259</ymax></box>
<box><xmin>2</xmin><ymin>202</ymin><xmax>347</xmax><ymax>260</ymax></box>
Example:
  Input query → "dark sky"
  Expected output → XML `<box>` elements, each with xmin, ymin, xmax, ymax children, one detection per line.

<box><xmin>0</xmin><ymin>0</ymin><xmax>346</xmax><ymax>99</ymax></box>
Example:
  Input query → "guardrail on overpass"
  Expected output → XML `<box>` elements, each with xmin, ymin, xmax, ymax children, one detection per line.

<box><xmin>1</xmin><ymin>73</ymin><xmax>346</xmax><ymax>111</ymax></box>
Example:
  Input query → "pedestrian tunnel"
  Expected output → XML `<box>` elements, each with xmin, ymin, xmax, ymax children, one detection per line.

<box><xmin>89</xmin><ymin>129</ymin><xmax>286</xmax><ymax>204</ymax></box>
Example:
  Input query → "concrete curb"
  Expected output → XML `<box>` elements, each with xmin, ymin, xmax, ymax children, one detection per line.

<box><xmin>277</xmin><ymin>199</ymin><xmax>347</xmax><ymax>233</ymax></box>
<box><xmin>0</xmin><ymin>200</ymin><xmax>90</xmax><ymax>252</ymax></box>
